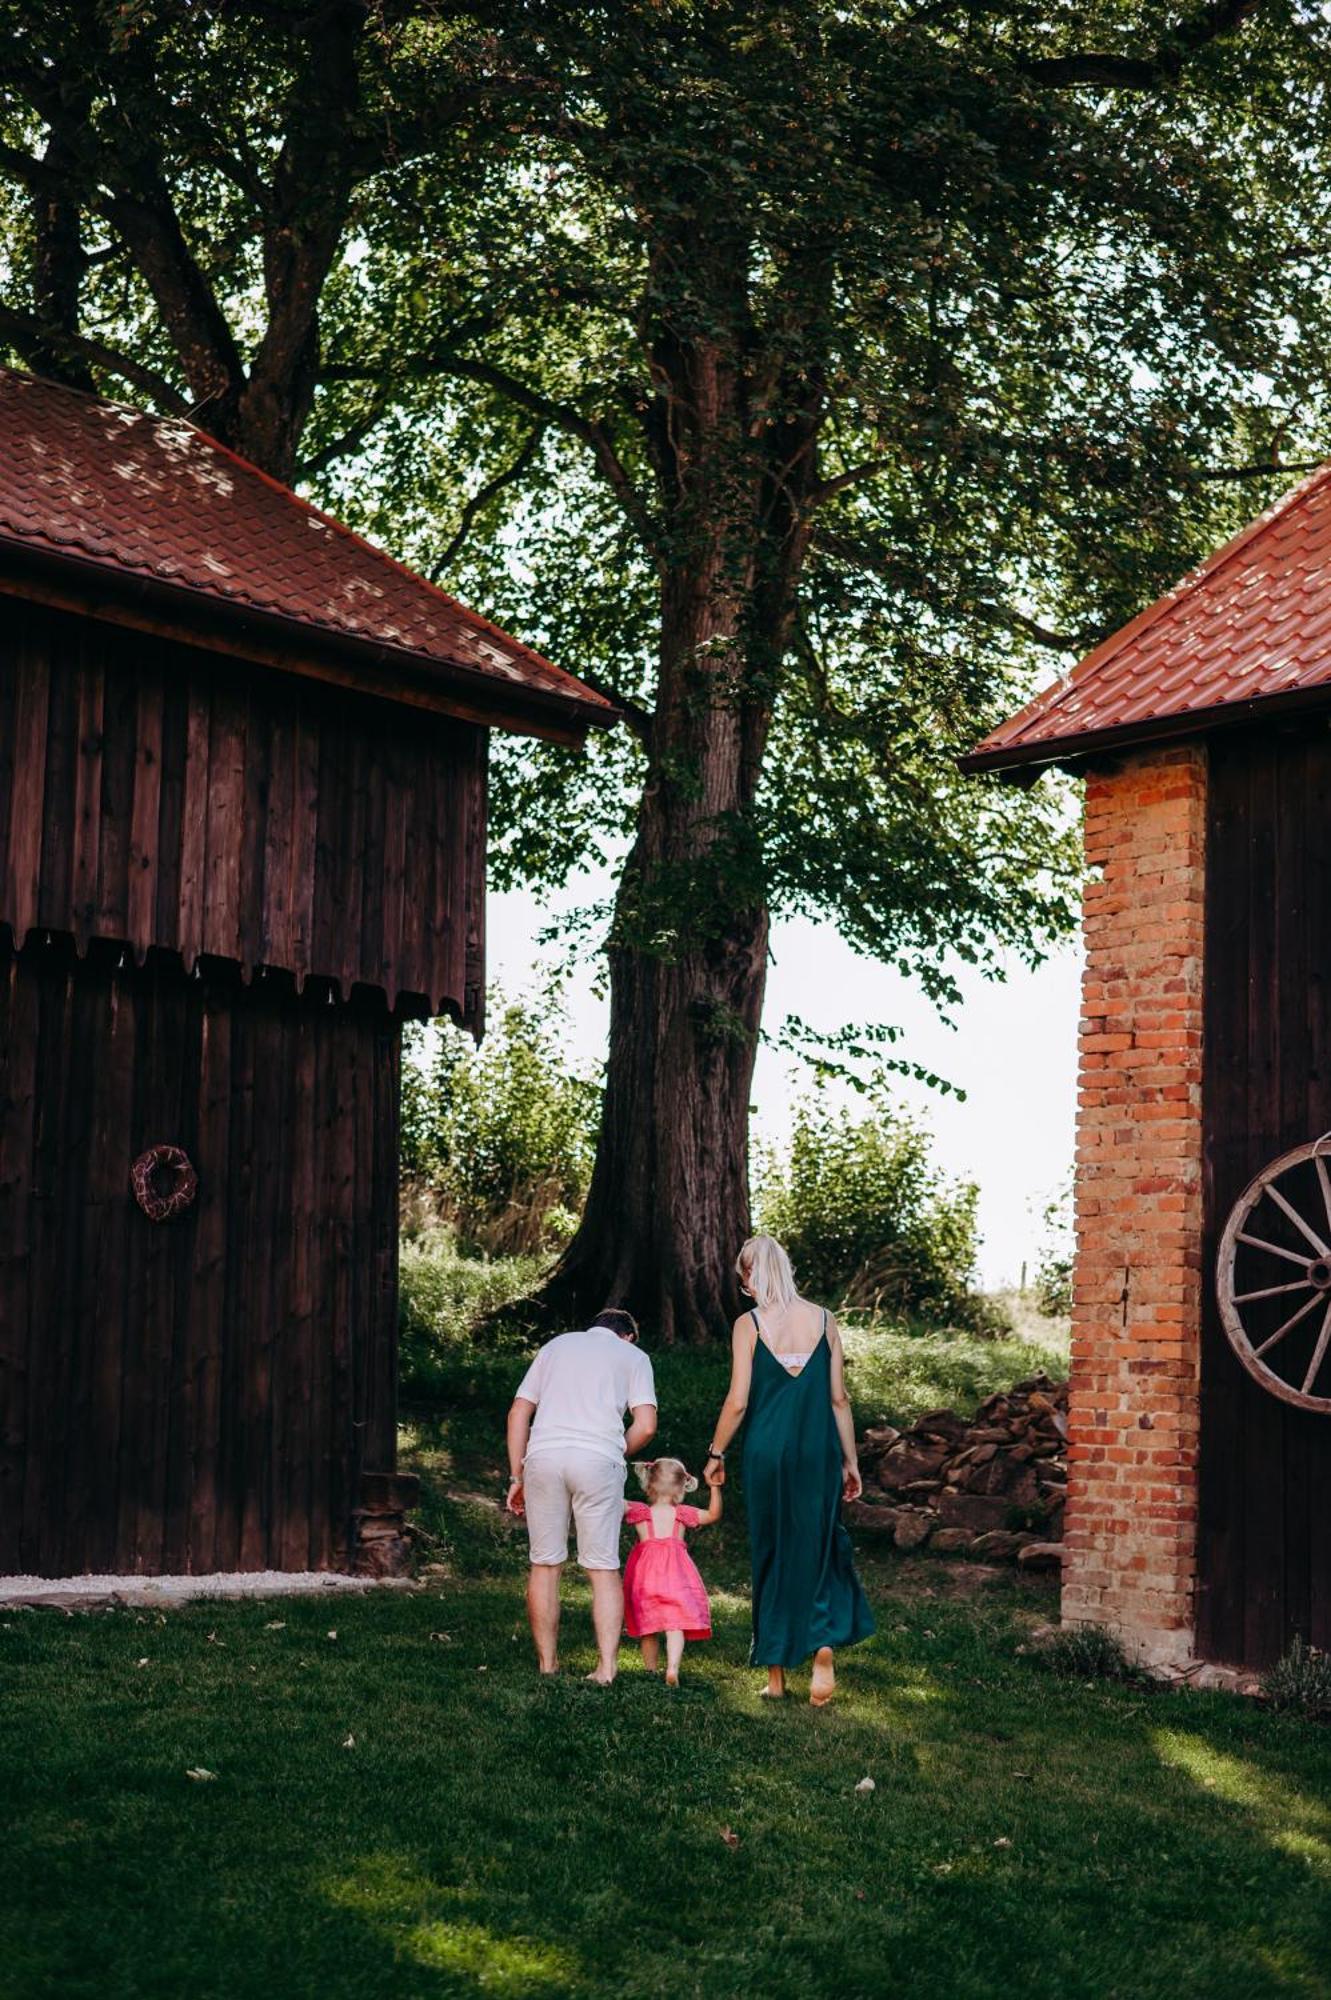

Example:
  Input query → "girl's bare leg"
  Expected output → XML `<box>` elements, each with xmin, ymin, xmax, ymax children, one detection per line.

<box><xmin>761</xmin><ymin>1666</ymin><xmax>786</xmax><ymax>1699</ymax></box>
<box><xmin>809</xmin><ymin>1646</ymin><xmax>836</xmax><ymax>1706</ymax></box>
<box><xmin>664</xmin><ymin>1630</ymin><xmax>685</xmax><ymax>1685</ymax></box>
<box><xmin>640</xmin><ymin>1635</ymin><xmax>660</xmax><ymax>1673</ymax></box>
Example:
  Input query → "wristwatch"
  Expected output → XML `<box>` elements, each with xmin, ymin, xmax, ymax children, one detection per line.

<box><xmin>705</xmin><ymin>1449</ymin><xmax>725</xmax><ymax>1463</ymax></box>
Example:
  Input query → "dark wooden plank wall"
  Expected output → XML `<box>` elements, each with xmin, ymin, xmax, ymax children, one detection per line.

<box><xmin>0</xmin><ymin>938</ymin><xmax>400</xmax><ymax>1576</ymax></box>
<box><xmin>0</xmin><ymin>601</ymin><xmax>486</xmax><ymax>1027</ymax></box>
<box><xmin>1198</xmin><ymin>726</ymin><xmax>1331</xmax><ymax>1667</ymax></box>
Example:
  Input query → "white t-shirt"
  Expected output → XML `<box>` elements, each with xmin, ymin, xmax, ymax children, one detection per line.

<box><xmin>516</xmin><ymin>1328</ymin><xmax>657</xmax><ymax>1466</ymax></box>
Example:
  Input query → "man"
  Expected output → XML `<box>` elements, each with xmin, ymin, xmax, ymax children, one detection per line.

<box><xmin>505</xmin><ymin>1308</ymin><xmax>657</xmax><ymax>1683</ymax></box>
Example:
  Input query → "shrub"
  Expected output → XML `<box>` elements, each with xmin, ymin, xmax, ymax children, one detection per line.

<box><xmin>755</xmin><ymin>1091</ymin><xmax>994</xmax><ymax>1327</ymax></box>
<box><xmin>1033</xmin><ymin>1176</ymin><xmax>1074</xmax><ymax>1318</ymax></box>
<box><xmin>1261</xmin><ymin>1635</ymin><xmax>1331</xmax><ymax>1718</ymax></box>
<box><xmin>401</xmin><ymin>993</ymin><xmax>598</xmax><ymax>1257</ymax></box>
<box><xmin>1041</xmin><ymin>1622</ymin><xmax>1143</xmax><ymax>1684</ymax></box>
<box><xmin>399</xmin><ymin>1225</ymin><xmax>545</xmax><ymax>1400</ymax></box>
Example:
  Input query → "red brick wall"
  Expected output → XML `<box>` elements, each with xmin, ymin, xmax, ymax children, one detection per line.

<box><xmin>1065</xmin><ymin>744</ymin><xmax>1207</xmax><ymax>1665</ymax></box>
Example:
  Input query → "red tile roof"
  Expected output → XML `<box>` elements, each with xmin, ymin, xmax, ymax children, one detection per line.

<box><xmin>963</xmin><ymin>462</ymin><xmax>1331</xmax><ymax>773</ymax></box>
<box><xmin>0</xmin><ymin>368</ymin><xmax>613</xmax><ymax>732</ymax></box>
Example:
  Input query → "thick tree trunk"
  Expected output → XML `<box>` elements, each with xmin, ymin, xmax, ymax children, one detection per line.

<box><xmin>550</xmin><ymin>819</ymin><xmax>770</xmax><ymax>1344</ymax></box>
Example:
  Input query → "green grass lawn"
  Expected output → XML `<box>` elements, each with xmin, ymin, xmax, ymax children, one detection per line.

<box><xmin>5</xmin><ymin>1316</ymin><xmax>1331</xmax><ymax>2000</ymax></box>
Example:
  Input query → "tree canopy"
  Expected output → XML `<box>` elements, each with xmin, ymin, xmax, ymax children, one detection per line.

<box><xmin>4</xmin><ymin>0</ymin><xmax>1330</xmax><ymax>1331</ymax></box>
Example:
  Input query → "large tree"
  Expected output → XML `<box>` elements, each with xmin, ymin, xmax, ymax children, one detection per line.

<box><xmin>3</xmin><ymin>1</ymin><xmax>1329</xmax><ymax>1338</ymax></box>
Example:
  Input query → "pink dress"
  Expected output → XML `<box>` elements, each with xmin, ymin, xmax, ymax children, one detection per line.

<box><xmin>622</xmin><ymin>1503</ymin><xmax>712</xmax><ymax>1641</ymax></box>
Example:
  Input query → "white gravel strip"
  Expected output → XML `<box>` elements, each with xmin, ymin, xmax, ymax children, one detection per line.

<box><xmin>0</xmin><ymin>1569</ymin><xmax>416</xmax><ymax>1611</ymax></box>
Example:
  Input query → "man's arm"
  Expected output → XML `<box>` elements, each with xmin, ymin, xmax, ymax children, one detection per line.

<box><xmin>506</xmin><ymin>1397</ymin><xmax>536</xmax><ymax>1515</ymax></box>
<box><xmin>625</xmin><ymin>1402</ymin><xmax>657</xmax><ymax>1457</ymax></box>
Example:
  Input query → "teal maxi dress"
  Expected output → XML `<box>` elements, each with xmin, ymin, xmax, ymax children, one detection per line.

<box><xmin>743</xmin><ymin>1310</ymin><xmax>875</xmax><ymax>1667</ymax></box>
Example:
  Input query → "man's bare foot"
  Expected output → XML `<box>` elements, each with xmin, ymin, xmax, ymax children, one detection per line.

<box><xmin>584</xmin><ymin>1670</ymin><xmax>616</xmax><ymax>1685</ymax></box>
<box><xmin>760</xmin><ymin>1668</ymin><xmax>786</xmax><ymax>1700</ymax></box>
<box><xmin>538</xmin><ymin>1664</ymin><xmax>559</xmax><ymax>1676</ymax></box>
<box><xmin>809</xmin><ymin>1647</ymin><xmax>836</xmax><ymax>1706</ymax></box>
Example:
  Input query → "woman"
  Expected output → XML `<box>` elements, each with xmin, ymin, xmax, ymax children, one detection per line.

<box><xmin>704</xmin><ymin>1235</ymin><xmax>875</xmax><ymax>1704</ymax></box>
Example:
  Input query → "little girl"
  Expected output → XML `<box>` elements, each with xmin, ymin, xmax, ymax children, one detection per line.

<box><xmin>623</xmin><ymin>1458</ymin><xmax>721</xmax><ymax>1684</ymax></box>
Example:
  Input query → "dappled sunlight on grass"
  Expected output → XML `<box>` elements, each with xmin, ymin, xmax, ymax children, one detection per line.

<box><xmin>1154</xmin><ymin>1731</ymin><xmax>1331</xmax><ymax>1878</ymax></box>
<box><xmin>325</xmin><ymin>1852</ymin><xmax>582</xmax><ymax>1995</ymax></box>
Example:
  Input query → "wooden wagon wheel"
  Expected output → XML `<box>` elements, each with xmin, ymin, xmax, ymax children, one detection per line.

<box><xmin>1217</xmin><ymin>1139</ymin><xmax>1331</xmax><ymax>1414</ymax></box>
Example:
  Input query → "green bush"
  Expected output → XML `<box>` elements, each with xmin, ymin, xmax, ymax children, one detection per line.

<box><xmin>1041</xmin><ymin>1622</ymin><xmax>1144</xmax><ymax>1684</ymax></box>
<box><xmin>1261</xmin><ymin>1635</ymin><xmax>1331</xmax><ymax>1718</ymax></box>
<box><xmin>1033</xmin><ymin>1176</ymin><xmax>1074</xmax><ymax>1318</ymax></box>
<box><xmin>755</xmin><ymin>1091</ymin><xmax>996</xmax><ymax>1328</ymax></box>
<box><xmin>401</xmin><ymin>994</ymin><xmax>598</xmax><ymax>1257</ymax></box>
<box><xmin>399</xmin><ymin>1227</ymin><xmax>546</xmax><ymax>1401</ymax></box>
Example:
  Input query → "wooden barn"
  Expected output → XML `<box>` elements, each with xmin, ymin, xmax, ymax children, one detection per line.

<box><xmin>0</xmin><ymin>368</ymin><xmax>612</xmax><ymax>1580</ymax></box>
<box><xmin>966</xmin><ymin>468</ymin><xmax>1331</xmax><ymax>1670</ymax></box>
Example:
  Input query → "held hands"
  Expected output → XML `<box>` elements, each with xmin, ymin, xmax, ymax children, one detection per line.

<box><xmin>704</xmin><ymin>1457</ymin><xmax>726</xmax><ymax>1488</ymax></box>
<box><xmin>842</xmin><ymin>1462</ymin><xmax>863</xmax><ymax>1503</ymax></box>
<box><xmin>505</xmin><ymin>1478</ymin><xmax>525</xmax><ymax>1518</ymax></box>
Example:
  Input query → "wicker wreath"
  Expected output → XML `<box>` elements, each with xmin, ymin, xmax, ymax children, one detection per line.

<box><xmin>130</xmin><ymin>1144</ymin><xmax>198</xmax><ymax>1223</ymax></box>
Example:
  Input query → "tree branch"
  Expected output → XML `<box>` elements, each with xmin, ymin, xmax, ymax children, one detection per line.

<box><xmin>815</xmin><ymin>531</ymin><xmax>1083</xmax><ymax>650</ymax></box>
<box><xmin>0</xmin><ymin>305</ymin><xmax>190</xmax><ymax>412</ymax></box>
<box><xmin>430</xmin><ymin>423</ymin><xmax>548</xmax><ymax>576</ymax></box>
<box><xmin>325</xmin><ymin>348</ymin><xmax>664</xmax><ymax>567</ymax></box>
<box><xmin>1021</xmin><ymin>0</ymin><xmax>1265</xmax><ymax>89</ymax></box>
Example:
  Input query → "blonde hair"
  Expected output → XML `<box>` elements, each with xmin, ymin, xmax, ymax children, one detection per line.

<box><xmin>736</xmin><ymin>1233</ymin><xmax>798</xmax><ymax>1311</ymax></box>
<box><xmin>631</xmin><ymin>1457</ymin><xmax>698</xmax><ymax>1502</ymax></box>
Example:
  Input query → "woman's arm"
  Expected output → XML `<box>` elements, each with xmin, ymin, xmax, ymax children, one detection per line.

<box><xmin>827</xmin><ymin>1317</ymin><xmax>863</xmax><ymax>1501</ymax></box>
<box><xmin>703</xmin><ymin>1318</ymin><xmax>755</xmax><ymax>1485</ymax></box>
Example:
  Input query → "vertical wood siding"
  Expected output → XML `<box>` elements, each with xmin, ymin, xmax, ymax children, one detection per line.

<box><xmin>0</xmin><ymin>940</ymin><xmax>400</xmax><ymax>1576</ymax></box>
<box><xmin>0</xmin><ymin>601</ymin><xmax>487</xmax><ymax>1028</ymax></box>
<box><xmin>1199</xmin><ymin>727</ymin><xmax>1331</xmax><ymax>1667</ymax></box>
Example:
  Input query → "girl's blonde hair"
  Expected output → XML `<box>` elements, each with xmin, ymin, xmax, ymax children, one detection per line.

<box><xmin>631</xmin><ymin>1457</ymin><xmax>698</xmax><ymax>1501</ymax></box>
<box><xmin>736</xmin><ymin>1233</ymin><xmax>798</xmax><ymax>1311</ymax></box>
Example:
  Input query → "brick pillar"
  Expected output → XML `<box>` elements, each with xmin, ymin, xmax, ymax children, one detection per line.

<box><xmin>1064</xmin><ymin>743</ymin><xmax>1207</xmax><ymax>1667</ymax></box>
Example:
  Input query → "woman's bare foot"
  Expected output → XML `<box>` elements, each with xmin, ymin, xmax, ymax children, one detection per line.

<box><xmin>809</xmin><ymin>1647</ymin><xmax>836</xmax><ymax>1706</ymax></box>
<box><xmin>760</xmin><ymin>1668</ymin><xmax>786</xmax><ymax>1700</ymax></box>
<box><xmin>584</xmin><ymin>1669</ymin><xmax>616</xmax><ymax>1686</ymax></box>
<box><xmin>665</xmin><ymin>1670</ymin><xmax>680</xmax><ymax>1688</ymax></box>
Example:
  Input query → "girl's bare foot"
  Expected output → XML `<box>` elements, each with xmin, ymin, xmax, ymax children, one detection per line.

<box><xmin>760</xmin><ymin>1668</ymin><xmax>786</xmax><ymax>1700</ymax></box>
<box><xmin>809</xmin><ymin>1647</ymin><xmax>836</xmax><ymax>1706</ymax></box>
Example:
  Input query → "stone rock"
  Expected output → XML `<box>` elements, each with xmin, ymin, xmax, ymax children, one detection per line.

<box><xmin>929</xmin><ymin>1528</ymin><xmax>975</xmax><ymax>1553</ymax></box>
<box><xmin>1017</xmin><ymin>1541</ymin><xmax>1065</xmax><ymax>1570</ymax></box>
<box><xmin>936</xmin><ymin>1489</ymin><xmax>1013</xmax><ymax>1533</ymax></box>
<box><xmin>893</xmin><ymin>1511</ymin><xmax>933</xmax><ymax>1551</ymax></box>
<box><xmin>970</xmin><ymin>1530</ymin><xmax>1027</xmax><ymax>1559</ymax></box>
<box><xmin>844</xmin><ymin>1501</ymin><xmax>902</xmax><ymax>1535</ymax></box>
<box><xmin>878</xmin><ymin>1442</ymin><xmax>949</xmax><ymax>1486</ymax></box>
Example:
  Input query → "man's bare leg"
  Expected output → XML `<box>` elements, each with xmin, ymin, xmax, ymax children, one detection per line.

<box><xmin>527</xmin><ymin>1563</ymin><xmax>562</xmax><ymax>1674</ymax></box>
<box><xmin>585</xmin><ymin>1568</ymin><xmax>623</xmax><ymax>1683</ymax></box>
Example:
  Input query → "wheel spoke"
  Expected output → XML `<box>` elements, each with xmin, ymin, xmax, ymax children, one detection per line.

<box><xmin>1316</xmin><ymin>1153</ymin><xmax>1331</xmax><ymax>1237</ymax></box>
<box><xmin>1233</xmin><ymin>1279</ymin><xmax>1315</xmax><ymax>1304</ymax></box>
<box><xmin>1237</xmin><ymin>1231</ymin><xmax>1313</xmax><ymax>1271</ymax></box>
<box><xmin>1254</xmin><ymin>1288</ymin><xmax>1324</xmax><ymax>1358</ymax></box>
<box><xmin>1304</xmin><ymin>1300</ymin><xmax>1331</xmax><ymax>1396</ymax></box>
<box><xmin>1264</xmin><ymin>1182</ymin><xmax>1331</xmax><ymax>1257</ymax></box>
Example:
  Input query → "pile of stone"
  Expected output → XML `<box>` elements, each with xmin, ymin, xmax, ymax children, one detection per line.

<box><xmin>848</xmin><ymin>1373</ymin><xmax>1067</xmax><ymax>1566</ymax></box>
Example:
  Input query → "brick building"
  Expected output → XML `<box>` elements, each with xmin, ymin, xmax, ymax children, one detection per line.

<box><xmin>966</xmin><ymin>469</ymin><xmax>1331</xmax><ymax>1669</ymax></box>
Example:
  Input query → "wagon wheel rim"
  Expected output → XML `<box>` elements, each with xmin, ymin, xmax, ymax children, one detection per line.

<box><xmin>1217</xmin><ymin>1140</ymin><xmax>1331</xmax><ymax>1414</ymax></box>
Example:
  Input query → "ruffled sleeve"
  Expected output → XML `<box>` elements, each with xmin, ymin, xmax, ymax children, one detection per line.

<box><xmin>675</xmin><ymin>1504</ymin><xmax>702</xmax><ymax>1528</ymax></box>
<box><xmin>624</xmin><ymin>1501</ymin><xmax>652</xmax><ymax>1524</ymax></box>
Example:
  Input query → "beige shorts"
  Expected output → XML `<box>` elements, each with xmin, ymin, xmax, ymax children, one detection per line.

<box><xmin>523</xmin><ymin>1450</ymin><xmax>625</xmax><ymax>1570</ymax></box>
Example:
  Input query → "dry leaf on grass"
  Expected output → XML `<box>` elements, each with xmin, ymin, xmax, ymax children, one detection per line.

<box><xmin>854</xmin><ymin>1776</ymin><xmax>876</xmax><ymax>1794</ymax></box>
<box><xmin>720</xmin><ymin>1826</ymin><xmax>741</xmax><ymax>1850</ymax></box>
<box><xmin>341</xmin><ymin>1734</ymin><xmax>356</xmax><ymax>1750</ymax></box>
<box><xmin>184</xmin><ymin>1768</ymin><xmax>217</xmax><ymax>1783</ymax></box>
<box><xmin>993</xmin><ymin>1837</ymin><xmax>1012</xmax><ymax>1848</ymax></box>
<box><xmin>135</xmin><ymin>1658</ymin><xmax>149</xmax><ymax>1669</ymax></box>
<box><xmin>264</xmin><ymin>1621</ymin><xmax>286</xmax><ymax>1631</ymax></box>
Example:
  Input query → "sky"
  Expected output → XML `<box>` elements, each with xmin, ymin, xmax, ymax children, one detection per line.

<box><xmin>485</xmin><ymin>870</ymin><xmax>1082</xmax><ymax>1292</ymax></box>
